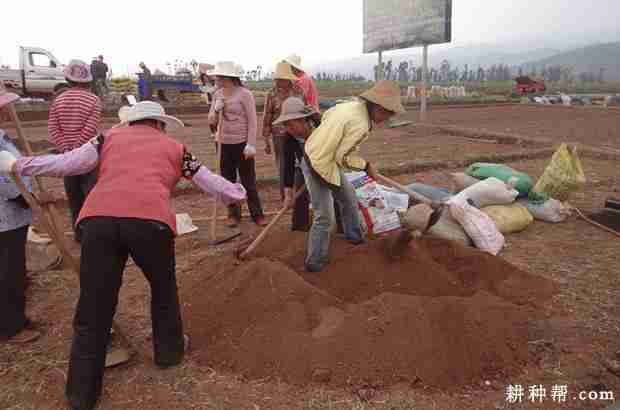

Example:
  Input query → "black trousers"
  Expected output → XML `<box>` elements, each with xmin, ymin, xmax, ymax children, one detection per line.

<box><xmin>66</xmin><ymin>217</ymin><xmax>184</xmax><ymax>410</ymax></box>
<box><xmin>63</xmin><ymin>168</ymin><xmax>97</xmax><ymax>238</ymax></box>
<box><xmin>219</xmin><ymin>142</ymin><xmax>264</xmax><ymax>220</ymax></box>
<box><xmin>0</xmin><ymin>225</ymin><xmax>29</xmax><ymax>339</ymax></box>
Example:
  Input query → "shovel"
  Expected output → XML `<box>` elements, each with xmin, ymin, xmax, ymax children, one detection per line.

<box><xmin>235</xmin><ymin>186</ymin><xmax>307</xmax><ymax>260</ymax></box>
<box><xmin>209</xmin><ymin>110</ymin><xmax>241</xmax><ymax>246</ymax></box>
<box><xmin>374</xmin><ymin>174</ymin><xmax>445</xmax><ymax>258</ymax></box>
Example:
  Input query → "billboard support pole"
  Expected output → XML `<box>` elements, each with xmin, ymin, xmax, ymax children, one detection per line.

<box><xmin>420</xmin><ymin>44</ymin><xmax>428</xmax><ymax>122</ymax></box>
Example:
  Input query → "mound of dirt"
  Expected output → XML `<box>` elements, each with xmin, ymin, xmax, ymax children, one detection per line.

<box><xmin>183</xmin><ymin>229</ymin><xmax>556</xmax><ymax>387</ymax></box>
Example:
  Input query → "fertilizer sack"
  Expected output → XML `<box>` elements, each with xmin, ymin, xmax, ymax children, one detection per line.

<box><xmin>451</xmin><ymin>177</ymin><xmax>519</xmax><ymax>208</ymax></box>
<box><xmin>448</xmin><ymin>198</ymin><xmax>505</xmax><ymax>255</ymax></box>
<box><xmin>347</xmin><ymin>173</ymin><xmax>406</xmax><ymax>237</ymax></box>
<box><xmin>481</xmin><ymin>203</ymin><xmax>533</xmax><ymax>234</ymax></box>
<box><xmin>451</xmin><ymin>172</ymin><xmax>481</xmax><ymax>192</ymax></box>
<box><xmin>465</xmin><ymin>163</ymin><xmax>534</xmax><ymax>197</ymax></box>
<box><xmin>517</xmin><ymin>198</ymin><xmax>572</xmax><ymax>223</ymax></box>
<box><xmin>533</xmin><ymin>144</ymin><xmax>586</xmax><ymax>201</ymax></box>
<box><xmin>400</xmin><ymin>204</ymin><xmax>473</xmax><ymax>246</ymax></box>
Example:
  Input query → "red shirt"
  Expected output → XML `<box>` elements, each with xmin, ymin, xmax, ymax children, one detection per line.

<box><xmin>77</xmin><ymin>125</ymin><xmax>184</xmax><ymax>234</ymax></box>
<box><xmin>48</xmin><ymin>88</ymin><xmax>102</xmax><ymax>153</ymax></box>
<box><xmin>296</xmin><ymin>73</ymin><xmax>319</xmax><ymax>112</ymax></box>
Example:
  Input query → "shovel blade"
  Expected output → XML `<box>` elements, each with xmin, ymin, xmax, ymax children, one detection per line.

<box><xmin>208</xmin><ymin>230</ymin><xmax>242</xmax><ymax>246</ymax></box>
<box><xmin>105</xmin><ymin>348</ymin><xmax>132</xmax><ymax>368</ymax></box>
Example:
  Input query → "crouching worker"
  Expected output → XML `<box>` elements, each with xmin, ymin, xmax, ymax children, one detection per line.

<box><xmin>300</xmin><ymin>80</ymin><xmax>404</xmax><ymax>272</ymax></box>
<box><xmin>0</xmin><ymin>101</ymin><xmax>246</xmax><ymax>410</ymax></box>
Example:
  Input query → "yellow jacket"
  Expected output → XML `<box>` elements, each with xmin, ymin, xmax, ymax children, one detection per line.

<box><xmin>304</xmin><ymin>99</ymin><xmax>371</xmax><ymax>187</ymax></box>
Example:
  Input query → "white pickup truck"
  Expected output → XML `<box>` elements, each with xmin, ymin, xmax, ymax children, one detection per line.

<box><xmin>0</xmin><ymin>47</ymin><xmax>68</xmax><ymax>99</ymax></box>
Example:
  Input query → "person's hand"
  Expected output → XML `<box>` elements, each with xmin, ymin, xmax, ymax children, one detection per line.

<box><xmin>365</xmin><ymin>162</ymin><xmax>378</xmax><ymax>181</ymax></box>
<box><xmin>243</xmin><ymin>145</ymin><xmax>256</xmax><ymax>159</ymax></box>
<box><xmin>283</xmin><ymin>188</ymin><xmax>294</xmax><ymax>209</ymax></box>
<box><xmin>264</xmin><ymin>139</ymin><xmax>272</xmax><ymax>155</ymax></box>
<box><xmin>208</xmin><ymin>111</ymin><xmax>218</xmax><ymax>126</ymax></box>
<box><xmin>0</xmin><ymin>151</ymin><xmax>17</xmax><ymax>175</ymax></box>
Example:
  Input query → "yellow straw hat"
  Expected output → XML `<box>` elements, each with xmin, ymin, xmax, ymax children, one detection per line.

<box><xmin>359</xmin><ymin>80</ymin><xmax>405</xmax><ymax>114</ymax></box>
<box><xmin>273</xmin><ymin>62</ymin><xmax>298</xmax><ymax>81</ymax></box>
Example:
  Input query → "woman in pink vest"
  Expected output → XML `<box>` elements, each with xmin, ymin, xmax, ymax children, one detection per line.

<box><xmin>0</xmin><ymin>101</ymin><xmax>246</xmax><ymax>410</ymax></box>
<box><xmin>208</xmin><ymin>61</ymin><xmax>266</xmax><ymax>227</ymax></box>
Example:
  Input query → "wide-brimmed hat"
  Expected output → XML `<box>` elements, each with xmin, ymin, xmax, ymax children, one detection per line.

<box><xmin>359</xmin><ymin>80</ymin><xmax>405</xmax><ymax>114</ymax></box>
<box><xmin>273</xmin><ymin>97</ymin><xmax>317</xmax><ymax>125</ymax></box>
<box><xmin>120</xmin><ymin>101</ymin><xmax>184</xmax><ymax>131</ymax></box>
<box><xmin>208</xmin><ymin>61</ymin><xmax>243</xmax><ymax>78</ymax></box>
<box><xmin>64</xmin><ymin>59</ymin><xmax>93</xmax><ymax>83</ymax></box>
<box><xmin>273</xmin><ymin>62</ymin><xmax>298</xmax><ymax>82</ymax></box>
<box><xmin>0</xmin><ymin>82</ymin><xmax>20</xmax><ymax>109</ymax></box>
<box><xmin>284</xmin><ymin>54</ymin><xmax>303</xmax><ymax>72</ymax></box>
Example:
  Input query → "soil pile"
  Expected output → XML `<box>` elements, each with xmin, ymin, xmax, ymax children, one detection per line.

<box><xmin>183</xmin><ymin>229</ymin><xmax>556</xmax><ymax>387</ymax></box>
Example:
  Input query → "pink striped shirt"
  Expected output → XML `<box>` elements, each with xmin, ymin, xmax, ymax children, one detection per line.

<box><xmin>48</xmin><ymin>88</ymin><xmax>102</xmax><ymax>153</ymax></box>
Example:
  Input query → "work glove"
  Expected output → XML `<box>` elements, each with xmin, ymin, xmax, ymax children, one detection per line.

<box><xmin>243</xmin><ymin>145</ymin><xmax>256</xmax><ymax>159</ymax></box>
<box><xmin>214</xmin><ymin>98</ymin><xmax>225</xmax><ymax>112</ymax></box>
<box><xmin>0</xmin><ymin>150</ymin><xmax>17</xmax><ymax>175</ymax></box>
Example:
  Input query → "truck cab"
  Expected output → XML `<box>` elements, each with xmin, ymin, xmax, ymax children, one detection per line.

<box><xmin>20</xmin><ymin>47</ymin><xmax>66</xmax><ymax>93</ymax></box>
<box><xmin>0</xmin><ymin>47</ymin><xmax>68</xmax><ymax>98</ymax></box>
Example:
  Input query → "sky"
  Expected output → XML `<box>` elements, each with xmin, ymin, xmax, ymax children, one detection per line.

<box><xmin>1</xmin><ymin>0</ymin><xmax>619</xmax><ymax>77</ymax></box>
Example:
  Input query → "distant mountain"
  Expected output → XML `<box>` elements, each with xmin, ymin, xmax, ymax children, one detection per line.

<box><xmin>525</xmin><ymin>42</ymin><xmax>620</xmax><ymax>81</ymax></box>
<box><xmin>307</xmin><ymin>42</ymin><xmax>620</xmax><ymax>82</ymax></box>
<box><xmin>307</xmin><ymin>43</ymin><xmax>562</xmax><ymax>79</ymax></box>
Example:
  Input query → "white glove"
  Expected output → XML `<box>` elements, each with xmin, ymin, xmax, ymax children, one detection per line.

<box><xmin>243</xmin><ymin>145</ymin><xmax>256</xmax><ymax>159</ymax></box>
<box><xmin>0</xmin><ymin>151</ymin><xmax>17</xmax><ymax>174</ymax></box>
<box><xmin>214</xmin><ymin>98</ymin><xmax>225</xmax><ymax>112</ymax></box>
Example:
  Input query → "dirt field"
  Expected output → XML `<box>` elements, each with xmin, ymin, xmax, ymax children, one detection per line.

<box><xmin>1</xmin><ymin>105</ymin><xmax>619</xmax><ymax>409</ymax></box>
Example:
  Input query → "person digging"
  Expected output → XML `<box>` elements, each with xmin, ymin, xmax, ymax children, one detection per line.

<box><xmin>300</xmin><ymin>80</ymin><xmax>405</xmax><ymax>272</ymax></box>
<box><xmin>0</xmin><ymin>101</ymin><xmax>247</xmax><ymax>410</ymax></box>
<box><xmin>0</xmin><ymin>85</ymin><xmax>54</xmax><ymax>345</ymax></box>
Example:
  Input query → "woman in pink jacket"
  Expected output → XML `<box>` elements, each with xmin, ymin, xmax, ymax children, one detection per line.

<box><xmin>0</xmin><ymin>101</ymin><xmax>246</xmax><ymax>410</ymax></box>
<box><xmin>208</xmin><ymin>61</ymin><xmax>266</xmax><ymax>227</ymax></box>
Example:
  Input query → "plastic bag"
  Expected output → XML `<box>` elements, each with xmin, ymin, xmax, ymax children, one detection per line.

<box><xmin>448</xmin><ymin>199</ymin><xmax>505</xmax><ymax>255</ymax></box>
<box><xmin>451</xmin><ymin>177</ymin><xmax>519</xmax><ymax>208</ymax></box>
<box><xmin>400</xmin><ymin>204</ymin><xmax>473</xmax><ymax>246</ymax></box>
<box><xmin>533</xmin><ymin>144</ymin><xmax>586</xmax><ymax>201</ymax></box>
<box><xmin>465</xmin><ymin>163</ymin><xmax>534</xmax><ymax>197</ymax></box>
<box><xmin>481</xmin><ymin>203</ymin><xmax>533</xmax><ymax>234</ymax></box>
<box><xmin>517</xmin><ymin>198</ymin><xmax>571</xmax><ymax>223</ymax></box>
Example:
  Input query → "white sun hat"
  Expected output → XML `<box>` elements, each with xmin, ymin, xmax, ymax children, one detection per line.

<box><xmin>64</xmin><ymin>59</ymin><xmax>93</xmax><ymax>83</ymax></box>
<box><xmin>208</xmin><ymin>61</ymin><xmax>243</xmax><ymax>78</ymax></box>
<box><xmin>121</xmin><ymin>101</ymin><xmax>184</xmax><ymax>131</ymax></box>
<box><xmin>284</xmin><ymin>54</ymin><xmax>303</xmax><ymax>72</ymax></box>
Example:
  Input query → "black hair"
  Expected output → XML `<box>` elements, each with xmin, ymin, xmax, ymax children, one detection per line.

<box><xmin>66</xmin><ymin>79</ymin><xmax>91</xmax><ymax>89</ymax></box>
<box><xmin>129</xmin><ymin>118</ymin><xmax>165</xmax><ymax>130</ymax></box>
<box><xmin>231</xmin><ymin>77</ymin><xmax>244</xmax><ymax>87</ymax></box>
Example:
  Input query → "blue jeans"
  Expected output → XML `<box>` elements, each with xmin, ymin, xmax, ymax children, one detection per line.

<box><xmin>300</xmin><ymin>159</ymin><xmax>363</xmax><ymax>271</ymax></box>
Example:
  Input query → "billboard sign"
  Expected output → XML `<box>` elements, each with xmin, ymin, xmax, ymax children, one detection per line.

<box><xmin>363</xmin><ymin>0</ymin><xmax>452</xmax><ymax>53</ymax></box>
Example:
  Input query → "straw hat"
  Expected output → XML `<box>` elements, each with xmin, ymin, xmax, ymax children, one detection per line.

<box><xmin>208</xmin><ymin>61</ymin><xmax>243</xmax><ymax>78</ymax></box>
<box><xmin>284</xmin><ymin>54</ymin><xmax>303</xmax><ymax>72</ymax></box>
<box><xmin>120</xmin><ymin>101</ymin><xmax>184</xmax><ymax>131</ymax></box>
<box><xmin>64</xmin><ymin>59</ymin><xmax>93</xmax><ymax>83</ymax></box>
<box><xmin>0</xmin><ymin>82</ymin><xmax>20</xmax><ymax>109</ymax></box>
<box><xmin>273</xmin><ymin>62</ymin><xmax>298</xmax><ymax>82</ymax></box>
<box><xmin>359</xmin><ymin>80</ymin><xmax>405</xmax><ymax>114</ymax></box>
<box><xmin>273</xmin><ymin>97</ymin><xmax>316</xmax><ymax>125</ymax></box>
